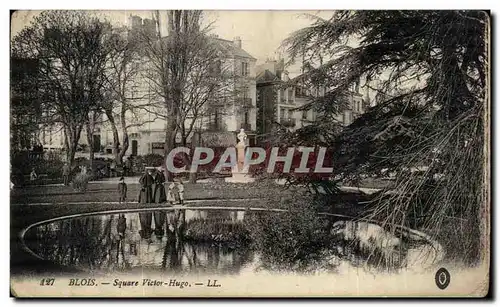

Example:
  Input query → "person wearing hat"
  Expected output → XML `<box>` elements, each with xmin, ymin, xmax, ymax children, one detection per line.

<box><xmin>138</xmin><ymin>168</ymin><xmax>154</xmax><ymax>204</ymax></box>
<box><xmin>62</xmin><ymin>163</ymin><xmax>70</xmax><ymax>186</ymax></box>
<box><xmin>118</xmin><ymin>177</ymin><xmax>127</xmax><ymax>204</ymax></box>
<box><xmin>153</xmin><ymin>169</ymin><xmax>166</xmax><ymax>204</ymax></box>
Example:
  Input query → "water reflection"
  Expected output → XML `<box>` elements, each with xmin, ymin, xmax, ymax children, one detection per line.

<box><xmin>24</xmin><ymin>209</ymin><xmax>253</xmax><ymax>274</ymax></box>
<box><xmin>23</xmin><ymin>209</ymin><xmax>442</xmax><ymax>275</ymax></box>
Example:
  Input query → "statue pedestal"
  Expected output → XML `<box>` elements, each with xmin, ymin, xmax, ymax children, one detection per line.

<box><xmin>225</xmin><ymin>171</ymin><xmax>255</xmax><ymax>183</ymax></box>
<box><xmin>224</xmin><ymin>141</ymin><xmax>255</xmax><ymax>183</ymax></box>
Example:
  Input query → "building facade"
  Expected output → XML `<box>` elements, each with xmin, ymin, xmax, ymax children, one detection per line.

<box><xmin>256</xmin><ymin>58</ymin><xmax>370</xmax><ymax>137</ymax></box>
<box><xmin>39</xmin><ymin>15</ymin><xmax>257</xmax><ymax>159</ymax></box>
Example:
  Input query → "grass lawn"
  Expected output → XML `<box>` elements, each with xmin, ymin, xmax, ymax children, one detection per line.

<box><xmin>10</xmin><ymin>177</ymin><xmax>375</xmax><ymax>222</ymax></box>
<box><xmin>11</xmin><ymin>179</ymin><xmax>305</xmax><ymax>204</ymax></box>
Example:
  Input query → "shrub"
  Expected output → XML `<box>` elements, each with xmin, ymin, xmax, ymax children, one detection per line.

<box><xmin>142</xmin><ymin>154</ymin><xmax>164</xmax><ymax>167</ymax></box>
<box><xmin>10</xmin><ymin>151</ymin><xmax>65</xmax><ymax>183</ymax></box>
<box><xmin>246</xmin><ymin>199</ymin><xmax>332</xmax><ymax>272</ymax></box>
<box><xmin>72</xmin><ymin>173</ymin><xmax>91</xmax><ymax>192</ymax></box>
<box><xmin>42</xmin><ymin>159</ymin><xmax>65</xmax><ymax>179</ymax></box>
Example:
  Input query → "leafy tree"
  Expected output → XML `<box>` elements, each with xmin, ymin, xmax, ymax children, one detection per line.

<box><xmin>282</xmin><ymin>11</ymin><xmax>488</xmax><ymax>264</ymax></box>
<box><xmin>256</xmin><ymin>84</ymin><xmax>278</xmax><ymax>137</ymax></box>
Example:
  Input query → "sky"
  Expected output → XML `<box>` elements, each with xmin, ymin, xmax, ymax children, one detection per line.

<box><xmin>11</xmin><ymin>10</ymin><xmax>335</xmax><ymax>76</ymax></box>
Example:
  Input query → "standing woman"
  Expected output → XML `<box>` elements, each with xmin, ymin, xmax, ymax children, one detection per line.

<box><xmin>138</xmin><ymin>168</ymin><xmax>154</xmax><ymax>239</ymax></box>
<box><xmin>138</xmin><ymin>168</ymin><xmax>154</xmax><ymax>204</ymax></box>
<box><xmin>153</xmin><ymin>170</ymin><xmax>167</xmax><ymax>203</ymax></box>
<box><xmin>153</xmin><ymin>169</ymin><xmax>167</xmax><ymax>238</ymax></box>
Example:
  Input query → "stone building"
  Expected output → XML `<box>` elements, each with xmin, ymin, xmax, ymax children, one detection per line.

<box><xmin>256</xmin><ymin>58</ymin><xmax>370</xmax><ymax>137</ymax></box>
<box><xmin>39</xmin><ymin>15</ymin><xmax>257</xmax><ymax>159</ymax></box>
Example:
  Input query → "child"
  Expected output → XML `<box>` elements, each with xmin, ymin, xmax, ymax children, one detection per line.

<box><xmin>177</xmin><ymin>180</ymin><xmax>185</xmax><ymax>205</ymax></box>
<box><xmin>30</xmin><ymin>168</ymin><xmax>38</xmax><ymax>182</ymax></box>
<box><xmin>167</xmin><ymin>182</ymin><xmax>176</xmax><ymax>206</ymax></box>
<box><xmin>118</xmin><ymin>177</ymin><xmax>127</xmax><ymax>204</ymax></box>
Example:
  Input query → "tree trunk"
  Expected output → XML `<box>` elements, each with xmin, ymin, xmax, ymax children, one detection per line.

<box><xmin>85</xmin><ymin>122</ymin><xmax>95</xmax><ymax>177</ymax></box>
<box><xmin>118</xmin><ymin>105</ymin><xmax>129</xmax><ymax>166</ymax></box>
<box><xmin>188</xmin><ymin>131</ymin><xmax>200</xmax><ymax>183</ymax></box>
<box><xmin>164</xmin><ymin>116</ymin><xmax>177</xmax><ymax>182</ymax></box>
<box><xmin>106</xmin><ymin>103</ymin><xmax>131</xmax><ymax>168</ymax></box>
<box><xmin>106</xmin><ymin>109</ymin><xmax>121</xmax><ymax>166</ymax></box>
<box><xmin>63</xmin><ymin>127</ymin><xmax>70</xmax><ymax>163</ymax></box>
<box><xmin>64</xmin><ymin>125</ymin><xmax>82</xmax><ymax>169</ymax></box>
<box><xmin>118</xmin><ymin>132</ymin><xmax>129</xmax><ymax>167</ymax></box>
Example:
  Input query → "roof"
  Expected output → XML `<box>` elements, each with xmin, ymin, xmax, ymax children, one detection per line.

<box><xmin>157</xmin><ymin>35</ymin><xmax>256</xmax><ymax>60</ymax></box>
<box><xmin>256</xmin><ymin>69</ymin><xmax>280</xmax><ymax>84</ymax></box>
<box><xmin>211</xmin><ymin>37</ymin><xmax>256</xmax><ymax>60</ymax></box>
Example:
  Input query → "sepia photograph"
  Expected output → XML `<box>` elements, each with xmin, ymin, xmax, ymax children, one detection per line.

<box><xmin>9</xmin><ymin>9</ymin><xmax>491</xmax><ymax>298</ymax></box>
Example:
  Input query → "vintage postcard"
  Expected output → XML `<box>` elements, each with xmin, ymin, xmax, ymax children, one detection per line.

<box><xmin>10</xmin><ymin>10</ymin><xmax>490</xmax><ymax>298</ymax></box>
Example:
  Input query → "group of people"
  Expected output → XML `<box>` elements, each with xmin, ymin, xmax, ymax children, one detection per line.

<box><xmin>117</xmin><ymin>167</ymin><xmax>185</xmax><ymax>205</ymax></box>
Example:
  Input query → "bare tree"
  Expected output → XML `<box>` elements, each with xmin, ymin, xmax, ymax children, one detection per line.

<box><xmin>141</xmin><ymin>10</ymin><xmax>237</xmax><ymax>182</ymax></box>
<box><xmin>11</xmin><ymin>11</ymin><xmax>112</xmax><ymax>168</ymax></box>
<box><xmin>103</xmin><ymin>29</ymin><xmax>159</xmax><ymax>167</ymax></box>
<box><xmin>84</xmin><ymin>110</ymin><xmax>107</xmax><ymax>175</ymax></box>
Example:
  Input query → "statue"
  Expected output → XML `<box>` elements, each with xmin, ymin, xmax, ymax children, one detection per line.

<box><xmin>236</xmin><ymin>128</ymin><xmax>247</xmax><ymax>172</ymax></box>
<box><xmin>237</xmin><ymin>128</ymin><xmax>247</xmax><ymax>146</ymax></box>
<box><xmin>225</xmin><ymin>128</ymin><xmax>255</xmax><ymax>183</ymax></box>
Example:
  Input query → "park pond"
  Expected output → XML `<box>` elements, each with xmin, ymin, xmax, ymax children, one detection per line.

<box><xmin>21</xmin><ymin>208</ymin><xmax>445</xmax><ymax>276</ymax></box>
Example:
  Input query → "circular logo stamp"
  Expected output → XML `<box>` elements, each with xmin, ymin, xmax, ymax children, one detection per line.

<box><xmin>435</xmin><ymin>267</ymin><xmax>451</xmax><ymax>290</ymax></box>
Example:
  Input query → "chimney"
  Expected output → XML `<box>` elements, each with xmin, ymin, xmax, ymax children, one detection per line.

<box><xmin>233</xmin><ymin>36</ymin><xmax>242</xmax><ymax>48</ymax></box>
<box><xmin>128</xmin><ymin>15</ymin><xmax>143</xmax><ymax>30</ymax></box>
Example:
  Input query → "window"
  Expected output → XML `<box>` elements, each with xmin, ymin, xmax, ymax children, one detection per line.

<box><xmin>244</xmin><ymin>111</ymin><xmax>249</xmax><ymax>124</ymax></box>
<box><xmin>208</xmin><ymin>109</ymin><xmax>221</xmax><ymax>130</ymax></box>
<box><xmin>302</xmin><ymin>111</ymin><xmax>308</xmax><ymax>120</ymax></box>
<box><xmin>242</xmin><ymin>86</ymin><xmax>249</xmax><ymax>99</ymax></box>
<box><xmin>214</xmin><ymin>110</ymin><xmax>219</xmax><ymax>125</ymax></box>
<box><xmin>131</xmin><ymin>85</ymin><xmax>139</xmax><ymax>98</ymax></box>
<box><xmin>241</xmin><ymin>62</ymin><xmax>248</xmax><ymax>76</ymax></box>
<box><xmin>353</xmin><ymin>99</ymin><xmax>362</xmax><ymax>112</ymax></box>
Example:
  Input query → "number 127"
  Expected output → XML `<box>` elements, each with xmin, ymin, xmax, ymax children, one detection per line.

<box><xmin>40</xmin><ymin>278</ymin><xmax>55</xmax><ymax>286</ymax></box>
